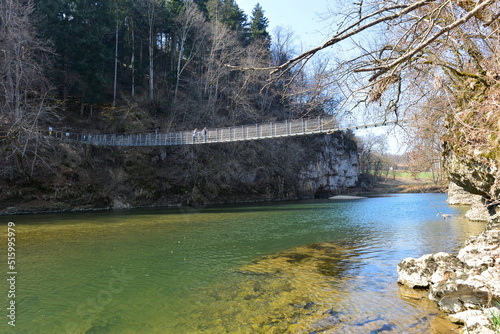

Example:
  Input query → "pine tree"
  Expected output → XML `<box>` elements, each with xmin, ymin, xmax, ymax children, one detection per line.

<box><xmin>248</xmin><ymin>3</ymin><xmax>269</xmax><ymax>46</ymax></box>
<box><xmin>207</xmin><ymin>0</ymin><xmax>247</xmax><ymax>35</ymax></box>
<box><xmin>34</xmin><ymin>0</ymin><xmax>114</xmax><ymax>110</ymax></box>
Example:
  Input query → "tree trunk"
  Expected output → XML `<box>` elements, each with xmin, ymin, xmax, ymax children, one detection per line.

<box><xmin>113</xmin><ymin>21</ymin><xmax>118</xmax><ymax>107</ymax></box>
<box><xmin>149</xmin><ymin>26</ymin><xmax>153</xmax><ymax>101</ymax></box>
<box><xmin>80</xmin><ymin>88</ymin><xmax>85</xmax><ymax>116</ymax></box>
<box><xmin>131</xmin><ymin>19</ymin><xmax>135</xmax><ymax>97</ymax></box>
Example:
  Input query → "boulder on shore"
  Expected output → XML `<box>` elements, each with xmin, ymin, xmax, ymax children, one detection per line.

<box><xmin>449</xmin><ymin>308</ymin><xmax>500</xmax><ymax>334</ymax></box>
<box><xmin>397</xmin><ymin>215</ymin><xmax>500</xmax><ymax>333</ymax></box>
<box><xmin>429</xmin><ymin>267</ymin><xmax>500</xmax><ymax>313</ymax></box>
<box><xmin>397</xmin><ymin>252</ymin><xmax>464</xmax><ymax>289</ymax></box>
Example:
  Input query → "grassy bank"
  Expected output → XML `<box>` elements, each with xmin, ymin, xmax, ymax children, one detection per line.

<box><xmin>360</xmin><ymin>172</ymin><xmax>448</xmax><ymax>195</ymax></box>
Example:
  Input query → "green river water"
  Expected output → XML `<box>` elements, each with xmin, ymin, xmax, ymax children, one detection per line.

<box><xmin>0</xmin><ymin>194</ymin><xmax>484</xmax><ymax>333</ymax></box>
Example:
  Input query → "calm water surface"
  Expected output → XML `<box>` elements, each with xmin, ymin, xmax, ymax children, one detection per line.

<box><xmin>0</xmin><ymin>194</ymin><xmax>484</xmax><ymax>333</ymax></box>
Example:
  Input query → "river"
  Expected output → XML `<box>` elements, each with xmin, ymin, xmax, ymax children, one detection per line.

<box><xmin>0</xmin><ymin>193</ymin><xmax>484</xmax><ymax>333</ymax></box>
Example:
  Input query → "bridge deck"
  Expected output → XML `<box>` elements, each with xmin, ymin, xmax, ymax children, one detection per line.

<box><xmin>51</xmin><ymin>116</ymin><xmax>400</xmax><ymax>147</ymax></box>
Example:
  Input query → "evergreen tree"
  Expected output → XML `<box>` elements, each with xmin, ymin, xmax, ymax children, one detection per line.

<box><xmin>207</xmin><ymin>0</ymin><xmax>247</xmax><ymax>36</ymax></box>
<box><xmin>248</xmin><ymin>3</ymin><xmax>269</xmax><ymax>46</ymax></box>
<box><xmin>34</xmin><ymin>0</ymin><xmax>114</xmax><ymax>110</ymax></box>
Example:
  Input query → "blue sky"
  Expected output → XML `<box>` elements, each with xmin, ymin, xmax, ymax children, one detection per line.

<box><xmin>235</xmin><ymin>0</ymin><xmax>333</xmax><ymax>49</ymax></box>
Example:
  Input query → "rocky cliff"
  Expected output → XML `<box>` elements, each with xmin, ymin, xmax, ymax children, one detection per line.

<box><xmin>299</xmin><ymin>133</ymin><xmax>359</xmax><ymax>197</ymax></box>
<box><xmin>0</xmin><ymin>132</ymin><xmax>359</xmax><ymax>214</ymax></box>
<box><xmin>448</xmin><ymin>182</ymin><xmax>491</xmax><ymax>222</ymax></box>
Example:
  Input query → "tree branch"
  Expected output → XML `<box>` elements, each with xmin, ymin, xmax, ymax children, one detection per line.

<box><xmin>226</xmin><ymin>0</ymin><xmax>435</xmax><ymax>75</ymax></box>
<box><xmin>355</xmin><ymin>0</ymin><xmax>496</xmax><ymax>81</ymax></box>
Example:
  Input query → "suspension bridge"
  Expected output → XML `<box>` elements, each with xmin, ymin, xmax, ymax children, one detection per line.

<box><xmin>50</xmin><ymin>116</ymin><xmax>402</xmax><ymax>147</ymax></box>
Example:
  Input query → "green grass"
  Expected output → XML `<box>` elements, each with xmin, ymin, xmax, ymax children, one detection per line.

<box><xmin>373</xmin><ymin>171</ymin><xmax>434</xmax><ymax>179</ymax></box>
<box><xmin>486</xmin><ymin>302</ymin><xmax>500</xmax><ymax>331</ymax></box>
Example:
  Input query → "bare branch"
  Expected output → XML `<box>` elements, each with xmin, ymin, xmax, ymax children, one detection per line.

<box><xmin>356</xmin><ymin>0</ymin><xmax>496</xmax><ymax>81</ymax></box>
<box><xmin>226</xmin><ymin>0</ymin><xmax>435</xmax><ymax>76</ymax></box>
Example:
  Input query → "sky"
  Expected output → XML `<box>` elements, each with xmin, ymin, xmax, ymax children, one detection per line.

<box><xmin>235</xmin><ymin>0</ymin><xmax>333</xmax><ymax>49</ymax></box>
<box><xmin>235</xmin><ymin>0</ymin><xmax>406</xmax><ymax>154</ymax></box>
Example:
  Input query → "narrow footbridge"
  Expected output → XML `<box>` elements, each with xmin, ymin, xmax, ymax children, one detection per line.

<box><xmin>54</xmin><ymin>116</ymin><xmax>401</xmax><ymax>147</ymax></box>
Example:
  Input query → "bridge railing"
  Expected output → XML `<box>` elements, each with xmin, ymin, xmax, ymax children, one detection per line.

<box><xmin>53</xmin><ymin>115</ymin><xmax>397</xmax><ymax>147</ymax></box>
<box><xmin>62</xmin><ymin>115</ymin><xmax>343</xmax><ymax>147</ymax></box>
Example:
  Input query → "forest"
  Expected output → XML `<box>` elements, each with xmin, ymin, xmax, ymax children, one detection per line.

<box><xmin>6</xmin><ymin>0</ymin><xmax>333</xmax><ymax>121</ymax></box>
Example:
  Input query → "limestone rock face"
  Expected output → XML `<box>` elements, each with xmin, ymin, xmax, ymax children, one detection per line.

<box><xmin>458</xmin><ymin>219</ymin><xmax>500</xmax><ymax>269</ymax></box>
<box><xmin>446</xmin><ymin>151</ymin><xmax>500</xmax><ymax>201</ymax></box>
<box><xmin>465</xmin><ymin>202</ymin><xmax>492</xmax><ymax>222</ymax></box>
<box><xmin>299</xmin><ymin>134</ymin><xmax>359</xmax><ymax>197</ymax></box>
<box><xmin>448</xmin><ymin>182</ymin><xmax>491</xmax><ymax>222</ymax></box>
<box><xmin>448</xmin><ymin>181</ymin><xmax>483</xmax><ymax>205</ymax></box>
<box><xmin>397</xmin><ymin>252</ymin><xmax>464</xmax><ymax>289</ymax></box>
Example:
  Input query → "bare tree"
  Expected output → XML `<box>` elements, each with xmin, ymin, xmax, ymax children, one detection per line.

<box><xmin>356</xmin><ymin>134</ymin><xmax>387</xmax><ymax>177</ymax></box>
<box><xmin>174</xmin><ymin>1</ymin><xmax>207</xmax><ymax>104</ymax></box>
<box><xmin>202</xmin><ymin>21</ymin><xmax>245</xmax><ymax>119</ymax></box>
<box><xmin>228</xmin><ymin>39</ymin><xmax>272</xmax><ymax>122</ymax></box>
<box><xmin>404</xmin><ymin>97</ymin><xmax>446</xmax><ymax>183</ymax></box>
<box><xmin>0</xmin><ymin>0</ymin><xmax>56</xmax><ymax>178</ymax></box>
<box><xmin>271</xmin><ymin>26</ymin><xmax>296</xmax><ymax>66</ymax></box>
<box><xmin>138</xmin><ymin>0</ymin><xmax>162</xmax><ymax>101</ymax></box>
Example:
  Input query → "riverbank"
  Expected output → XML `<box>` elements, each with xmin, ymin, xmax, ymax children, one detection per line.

<box><xmin>354</xmin><ymin>175</ymin><xmax>448</xmax><ymax>196</ymax></box>
<box><xmin>0</xmin><ymin>174</ymin><xmax>447</xmax><ymax>216</ymax></box>
<box><xmin>0</xmin><ymin>132</ymin><xmax>361</xmax><ymax>216</ymax></box>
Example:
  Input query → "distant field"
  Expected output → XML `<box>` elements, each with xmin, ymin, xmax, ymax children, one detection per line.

<box><xmin>375</xmin><ymin>171</ymin><xmax>434</xmax><ymax>179</ymax></box>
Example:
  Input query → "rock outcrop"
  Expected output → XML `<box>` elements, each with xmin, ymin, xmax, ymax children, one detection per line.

<box><xmin>465</xmin><ymin>202</ymin><xmax>492</xmax><ymax>222</ymax></box>
<box><xmin>397</xmin><ymin>252</ymin><xmax>464</xmax><ymax>289</ymax></box>
<box><xmin>299</xmin><ymin>134</ymin><xmax>358</xmax><ymax>197</ymax></box>
<box><xmin>449</xmin><ymin>308</ymin><xmax>500</xmax><ymax>334</ymax></box>
<box><xmin>0</xmin><ymin>132</ymin><xmax>359</xmax><ymax>213</ymax></box>
<box><xmin>448</xmin><ymin>182</ymin><xmax>491</xmax><ymax>222</ymax></box>
<box><xmin>398</xmin><ymin>215</ymin><xmax>500</xmax><ymax>333</ymax></box>
<box><xmin>448</xmin><ymin>181</ymin><xmax>483</xmax><ymax>205</ymax></box>
<box><xmin>445</xmin><ymin>146</ymin><xmax>500</xmax><ymax>202</ymax></box>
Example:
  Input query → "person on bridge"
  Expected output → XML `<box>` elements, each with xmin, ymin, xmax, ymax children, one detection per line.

<box><xmin>192</xmin><ymin>128</ymin><xmax>197</xmax><ymax>143</ymax></box>
<box><xmin>202</xmin><ymin>127</ymin><xmax>207</xmax><ymax>143</ymax></box>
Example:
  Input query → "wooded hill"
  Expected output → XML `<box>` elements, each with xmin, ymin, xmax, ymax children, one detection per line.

<box><xmin>1</xmin><ymin>0</ymin><xmax>340</xmax><ymax>182</ymax></box>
